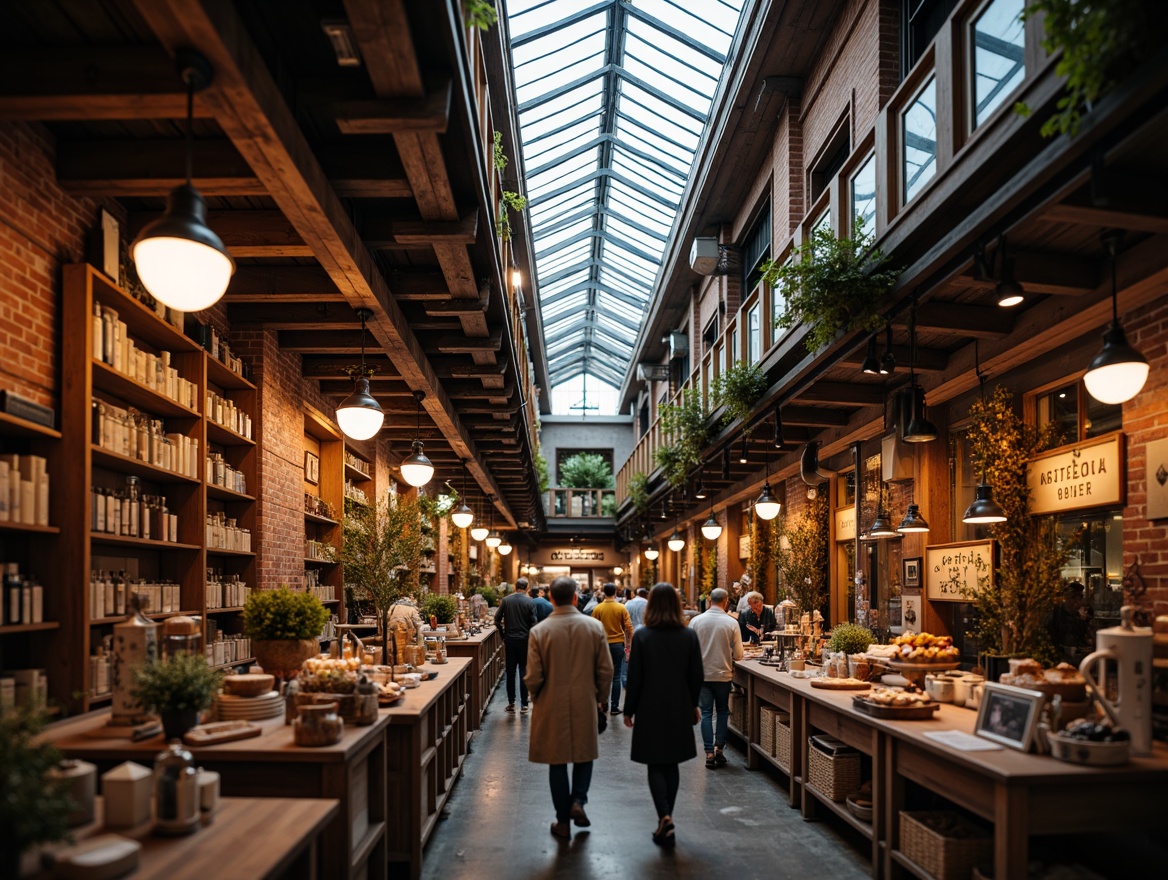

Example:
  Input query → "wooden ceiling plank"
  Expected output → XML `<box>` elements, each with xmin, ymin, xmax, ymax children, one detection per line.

<box><xmin>838</xmin><ymin>344</ymin><xmax>948</xmax><ymax>372</ymax></box>
<box><xmin>227</xmin><ymin>266</ymin><xmax>345</xmax><ymax>301</ymax></box>
<box><xmin>388</xmin><ymin>271</ymin><xmax>450</xmax><ymax>300</ymax></box>
<box><xmin>903</xmin><ymin>302</ymin><xmax>1013</xmax><ymax>339</ymax></box>
<box><xmin>779</xmin><ymin>406</ymin><xmax>853</xmax><ymax>428</ymax></box>
<box><xmin>429</xmin><ymin>330</ymin><xmax>503</xmax><ymax>354</ymax></box>
<box><xmin>128</xmin><ymin>0</ymin><xmax>517</xmax><ymax>523</ymax></box>
<box><xmin>790</xmin><ymin>382</ymin><xmax>885</xmax><ymax>407</ymax></box>
<box><xmin>333</xmin><ymin>80</ymin><xmax>452</xmax><ymax>134</ymax></box>
<box><xmin>132</xmin><ymin>210</ymin><xmax>312</xmax><ymax>258</ymax></box>
<box><xmin>362</xmin><ymin>212</ymin><xmax>479</xmax><ymax>247</ymax></box>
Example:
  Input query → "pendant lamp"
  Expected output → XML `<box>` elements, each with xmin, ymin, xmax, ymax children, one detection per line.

<box><xmin>644</xmin><ymin>545</ymin><xmax>660</xmax><ymax>561</ymax></box>
<box><xmin>773</xmin><ymin>406</ymin><xmax>786</xmax><ymax>450</ymax></box>
<box><xmin>497</xmin><ymin>536</ymin><xmax>513</xmax><ymax>556</ymax></box>
<box><xmin>867</xmin><ymin>509</ymin><xmax>898</xmax><ymax>538</ymax></box>
<box><xmin>701</xmin><ymin>507</ymin><xmax>722</xmax><ymax>540</ymax></box>
<box><xmin>861</xmin><ymin>334</ymin><xmax>881</xmax><ymax>374</ymax></box>
<box><xmin>694</xmin><ymin>470</ymin><xmax>708</xmax><ymax>501</ymax></box>
<box><xmin>880</xmin><ymin>324</ymin><xmax>896</xmax><ymax>374</ymax></box>
<box><xmin>470</xmin><ymin>495</ymin><xmax>490</xmax><ymax>542</ymax></box>
<box><xmin>903</xmin><ymin>300</ymin><xmax>938</xmax><ymax>443</ymax></box>
<box><xmin>450</xmin><ymin>459</ymin><xmax>474</xmax><ymax>529</ymax></box>
<box><xmin>963</xmin><ymin>341</ymin><xmax>1008</xmax><ymax>524</ymax></box>
<box><xmin>896</xmin><ymin>503</ymin><xmax>930</xmax><ymax>533</ymax></box>
<box><xmin>754</xmin><ymin>430</ymin><xmax>781</xmax><ymax>520</ymax></box>
<box><xmin>335</xmin><ymin>308</ymin><xmax>385</xmax><ymax>440</ymax></box>
<box><xmin>484</xmin><ymin>498</ymin><xmax>501</xmax><ymax>548</ymax></box>
<box><xmin>739</xmin><ymin>434</ymin><xmax>749</xmax><ymax>465</ymax></box>
<box><xmin>131</xmin><ymin>51</ymin><xmax>234</xmax><ymax>311</ymax></box>
<box><xmin>667</xmin><ymin>529</ymin><xmax>686</xmax><ymax>552</ymax></box>
<box><xmin>1083</xmin><ymin>232</ymin><xmax>1148</xmax><ymax>405</ymax></box>
<box><xmin>399</xmin><ymin>391</ymin><xmax>434</xmax><ymax>487</ymax></box>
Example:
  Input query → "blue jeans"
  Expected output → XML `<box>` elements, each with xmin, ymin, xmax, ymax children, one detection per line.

<box><xmin>608</xmin><ymin>643</ymin><xmax>625</xmax><ymax>710</ymax></box>
<box><xmin>699</xmin><ymin>681</ymin><xmax>732</xmax><ymax>753</ymax></box>
<box><xmin>549</xmin><ymin>761</ymin><xmax>593</xmax><ymax>823</ymax></box>
<box><xmin>504</xmin><ymin>637</ymin><xmax>529</xmax><ymax>707</ymax></box>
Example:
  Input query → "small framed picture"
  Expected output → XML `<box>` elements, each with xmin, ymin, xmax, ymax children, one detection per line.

<box><xmin>974</xmin><ymin>683</ymin><xmax>1045</xmax><ymax>751</ymax></box>
<box><xmin>903</xmin><ymin>556</ymin><xmax>922</xmax><ymax>590</ymax></box>
<box><xmin>304</xmin><ymin>451</ymin><xmax>320</xmax><ymax>485</ymax></box>
<box><xmin>901</xmin><ymin>594</ymin><xmax>922</xmax><ymax>632</ymax></box>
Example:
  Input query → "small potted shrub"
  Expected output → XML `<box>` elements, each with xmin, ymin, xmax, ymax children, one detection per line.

<box><xmin>132</xmin><ymin>652</ymin><xmax>223</xmax><ymax>739</ymax></box>
<box><xmin>826</xmin><ymin>622</ymin><xmax>876</xmax><ymax>680</ymax></box>
<box><xmin>244</xmin><ymin>586</ymin><xmax>330</xmax><ymax>679</ymax></box>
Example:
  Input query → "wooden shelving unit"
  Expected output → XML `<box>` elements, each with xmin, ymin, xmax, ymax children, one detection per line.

<box><xmin>304</xmin><ymin>405</ymin><xmax>345</xmax><ymax>619</ymax></box>
<box><xmin>52</xmin><ymin>264</ymin><xmax>262</xmax><ymax>715</ymax></box>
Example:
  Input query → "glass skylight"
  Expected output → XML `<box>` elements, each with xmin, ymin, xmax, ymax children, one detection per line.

<box><xmin>506</xmin><ymin>0</ymin><xmax>746</xmax><ymax>401</ymax></box>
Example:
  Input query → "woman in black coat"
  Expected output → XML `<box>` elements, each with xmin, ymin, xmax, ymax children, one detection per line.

<box><xmin>622</xmin><ymin>582</ymin><xmax>704</xmax><ymax>846</ymax></box>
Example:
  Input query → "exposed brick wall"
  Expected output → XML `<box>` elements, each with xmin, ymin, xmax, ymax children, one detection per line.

<box><xmin>773</xmin><ymin>100</ymin><xmax>805</xmax><ymax>241</ymax></box>
<box><xmin>0</xmin><ymin>122</ymin><xmax>123</xmax><ymax>409</ymax></box>
<box><xmin>1122</xmin><ymin>297</ymin><xmax>1168</xmax><ymax>616</ymax></box>
<box><xmin>877</xmin><ymin>0</ymin><xmax>902</xmax><ymax>108</ymax></box>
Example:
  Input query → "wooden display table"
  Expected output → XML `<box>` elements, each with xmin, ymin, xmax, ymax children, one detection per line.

<box><xmin>735</xmin><ymin>660</ymin><xmax>1168</xmax><ymax>880</ymax></box>
<box><xmin>26</xmin><ymin>797</ymin><xmax>337</xmax><ymax>880</ymax></box>
<box><xmin>381</xmin><ymin>656</ymin><xmax>472</xmax><ymax>880</ymax></box>
<box><xmin>443</xmin><ymin>625</ymin><xmax>502</xmax><ymax>729</ymax></box>
<box><xmin>50</xmin><ymin>712</ymin><xmax>390</xmax><ymax>880</ymax></box>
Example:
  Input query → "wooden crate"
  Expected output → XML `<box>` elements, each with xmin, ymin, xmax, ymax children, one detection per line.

<box><xmin>900</xmin><ymin>811</ymin><xmax>992</xmax><ymax>880</ymax></box>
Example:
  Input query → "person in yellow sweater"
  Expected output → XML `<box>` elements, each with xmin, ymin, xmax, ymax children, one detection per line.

<box><xmin>591</xmin><ymin>582</ymin><xmax>633</xmax><ymax>714</ymax></box>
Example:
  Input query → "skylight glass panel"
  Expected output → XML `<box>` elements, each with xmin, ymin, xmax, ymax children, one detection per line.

<box><xmin>506</xmin><ymin>0</ymin><xmax>747</xmax><ymax>388</ymax></box>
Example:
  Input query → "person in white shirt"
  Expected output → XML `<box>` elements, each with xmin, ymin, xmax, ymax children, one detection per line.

<box><xmin>688</xmin><ymin>587</ymin><xmax>744</xmax><ymax>768</ymax></box>
<box><xmin>733</xmin><ymin>582</ymin><xmax>749</xmax><ymax>614</ymax></box>
<box><xmin>621</xmin><ymin>587</ymin><xmax>650</xmax><ymax>688</ymax></box>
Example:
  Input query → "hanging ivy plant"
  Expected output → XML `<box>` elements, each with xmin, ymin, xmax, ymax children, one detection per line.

<box><xmin>762</xmin><ymin>224</ymin><xmax>899</xmax><ymax>353</ymax></box>
<box><xmin>492</xmin><ymin>130</ymin><xmax>507</xmax><ymax>173</ymax></box>
<box><xmin>966</xmin><ymin>386</ymin><xmax>1067</xmax><ymax>659</ymax></box>
<box><xmin>627</xmin><ymin>471</ymin><xmax>651</xmax><ymax>516</ymax></box>
<box><xmin>496</xmin><ymin>191</ymin><xmax>527</xmax><ymax>242</ymax></box>
<box><xmin>653</xmin><ymin>388</ymin><xmax>710</xmax><ymax>490</ymax></box>
<box><xmin>713</xmin><ymin>362</ymin><xmax>769</xmax><ymax>434</ymax></box>
<box><xmin>463</xmin><ymin>0</ymin><xmax>498</xmax><ymax>30</ymax></box>
<box><xmin>1016</xmin><ymin>0</ymin><xmax>1166</xmax><ymax>137</ymax></box>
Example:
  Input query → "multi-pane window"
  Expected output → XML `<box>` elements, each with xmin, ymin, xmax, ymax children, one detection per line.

<box><xmin>903</xmin><ymin>76</ymin><xmax>938</xmax><ymax>203</ymax></box>
<box><xmin>971</xmin><ymin>0</ymin><xmax>1025</xmax><ymax>128</ymax></box>
<box><xmin>747</xmin><ymin>304</ymin><xmax>760</xmax><ymax>363</ymax></box>
<box><xmin>742</xmin><ymin>207</ymin><xmax>772</xmax><ymax>293</ymax></box>
<box><xmin>1035</xmin><ymin>384</ymin><xmax>1122</xmax><ymax>447</ymax></box>
<box><xmin>851</xmin><ymin>153</ymin><xmax>877</xmax><ymax>238</ymax></box>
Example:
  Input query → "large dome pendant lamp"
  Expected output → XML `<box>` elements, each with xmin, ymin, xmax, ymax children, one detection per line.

<box><xmin>335</xmin><ymin>308</ymin><xmax>385</xmax><ymax>441</ymax></box>
<box><xmin>470</xmin><ymin>495</ymin><xmax>490</xmax><ymax>543</ymax></box>
<box><xmin>398</xmin><ymin>390</ymin><xmax>434</xmax><ymax>487</ymax></box>
<box><xmin>963</xmin><ymin>341</ymin><xmax>1008</xmax><ymax>525</ymax></box>
<box><xmin>484</xmin><ymin>498</ymin><xmax>501</xmax><ymax>550</ymax></box>
<box><xmin>701</xmin><ymin>504</ymin><xmax>722</xmax><ymax>540</ymax></box>
<box><xmin>131</xmin><ymin>50</ymin><xmax>234</xmax><ymax>311</ymax></box>
<box><xmin>450</xmin><ymin>459</ymin><xmax>475</xmax><ymax>529</ymax></box>
<box><xmin>667</xmin><ymin>512</ymin><xmax>686</xmax><ymax>552</ymax></box>
<box><xmin>754</xmin><ymin>413</ymin><xmax>782</xmax><ymax>521</ymax></box>
<box><xmin>1083</xmin><ymin>232</ymin><xmax>1148</xmax><ymax>405</ymax></box>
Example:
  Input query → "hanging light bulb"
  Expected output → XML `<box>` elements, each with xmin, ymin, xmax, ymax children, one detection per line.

<box><xmin>644</xmin><ymin>545</ymin><xmax>660</xmax><ymax>561</ymax></box>
<box><xmin>754</xmin><ymin>483</ymin><xmax>781</xmax><ymax>520</ymax></box>
<box><xmin>398</xmin><ymin>391</ymin><xmax>434</xmax><ymax>487</ymax></box>
<box><xmin>483</xmin><ymin>499</ymin><xmax>501</xmax><ymax>548</ymax></box>
<box><xmin>995</xmin><ymin>235</ymin><xmax>1025</xmax><ymax>307</ymax></box>
<box><xmin>336</xmin><ymin>308</ymin><xmax>385</xmax><ymax>441</ymax></box>
<box><xmin>739</xmin><ymin>434</ymin><xmax>749</xmax><ymax>465</ymax></box>
<box><xmin>963</xmin><ymin>341</ymin><xmax>1008</xmax><ymax>525</ymax></box>
<box><xmin>896</xmin><ymin>503</ymin><xmax>930</xmax><ymax>533</ymax></box>
<box><xmin>701</xmin><ymin>510</ymin><xmax>722</xmax><ymax>540</ymax></box>
<box><xmin>667</xmin><ymin>529</ymin><xmax>686</xmax><ymax>552</ymax></box>
<box><xmin>773</xmin><ymin>407</ymin><xmax>786</xmax><ymax>450</ymax></box>
<box><xmin>880</xmin><ymin>324</ymin><xmax>896</xmax><ymax>374</ymax></box>
<box><xmin>470</xmin><ymin>501</ymin><xmax>490</xmax><ymax>542</ymax></box>
<box><xmin>450</xmin><ymin>459</ymin><xmax>474</xmax><ymax>529</ymax></box>
<box><xmin>860</xmin><ymin>334</ymin><xmax>881</xmax><ymax>374</ymax></box>
<box><xmin>497</xmin><ymin>536</ymin><xmax>513</xmax><ymax>556</ymax></box>
<box><xmin>694</xmin><ymin>472</ymin><xmax>708</xmax><ymax>501</ymax></box>
<box><xmin>131</xmin><ymin>51</ymin><xmax>234</xmax><ymax>311</ymax></box>
<box><xmin>1083</xmin><ymin>233</ymin><xmax>1148</xmax><ymax>405</ymax></box>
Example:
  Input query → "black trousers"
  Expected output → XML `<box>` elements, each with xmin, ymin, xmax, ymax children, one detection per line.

<box><xmin>647</xmin><ymin>763</ymin><xmax>679</xmax><ymax>818</ymax></box>
<box><xmin>504</xmin><ymin>636</ymin><xmax>529</xmax><ymax>706</ymax></box>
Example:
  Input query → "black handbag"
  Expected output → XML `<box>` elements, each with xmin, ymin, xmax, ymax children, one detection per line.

<box><xmin>597</xmin><ymin>706</ymin><xmax>608</xmax><ymax>733</ymax></box>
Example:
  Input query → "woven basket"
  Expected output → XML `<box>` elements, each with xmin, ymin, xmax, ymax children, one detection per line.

<box><xmin>900</xmin><ymin>811</ymin><xmax>992</xmax><ymax>880</ymax></box>
<box><xmin>759</xmin><ymin>706</ymin><xmax>776</xmax><ymax>755</ymax></box>
<box><xmin>806</xmin><ymin>737</ymin><xmax>861</xmax><ymax>801</ymax></box>
<box><xmin>775</xmin><ymin>715</ymin><xmax>791</xmax><ymax>769</ymax></box>
<box><xmin>730</xmin><ymin>686</ymin><xmax>747</xmax><ymax>733</ymax></box>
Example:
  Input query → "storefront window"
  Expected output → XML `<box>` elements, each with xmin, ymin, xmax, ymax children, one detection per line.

<box><xmin>1051</xmin><ymin>512</ymin><xmax>1124</xmax><ymax>664</ymax></box>
<box><xmin>970</xmin><ymin>0</ymin><xmax>1025</xmax><ymax>128</ymax></box>
<box><xmin>850</xmin><ymin>153</ymin><xmax>876</xmax><ymax>238</ymax></box>
<box><xmin>903</xmin><ymin>76</ymin><xmax>937</xmax><ymax>203</ymax></box>
<box><xmin>1035</xmin><ymin>383</ymin><xmax>1122</xmax><ymax>445</ymax></box>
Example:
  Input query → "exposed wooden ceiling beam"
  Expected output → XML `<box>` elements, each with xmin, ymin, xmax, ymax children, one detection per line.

<box><xmin>0</xmin><ymin>47</ymin><xmax>211</xmax><ymax>120</ymax></box>
<box><xmin>333</xmin><ymin>80</ymin><xmax>452</xmax><ymax>134</ymax></box>
<box><xmin>228</xmin><ymin>302</ymin><xmax>376</xmax><ymax>328</ymax></box>
<box><xmin>1042</xmin><ymin>200</ymin><xmax>1168</xmax><ymax>233</ymax></box>
<box><xmin>425</xmin><ymin>331</ymin><xmax>503</xmax><ymax>355</ymax></box>
<box><xmin>226</xmin><ymin>266</ymin><xmax>346</xmax><ymax>302</ymax></box>
<box><xmin>387</xmin><ymin>271</ymin><xmax>450</xmax><ymax>300</ymax></box>
<box><xmin>961</xmin><ymin>250</ymin><xmax>1101</xmax><ymax>296</ymax></box>
<box><xmin>126</xmin><ymin>0</ymin><xmax>517</xmax><ymax>520</ymax></box>
<box><xmin>789</xmin><ymin>382</ymin><xmax>885</xmax><ymax>407</ymax></box>
<box><xmin>362</xmin><ymin>211</ymin><xmax>479</xmax><ymax>248</ymax></box>
<box><xmin>837</xmin><ymin>345</ymin><xmax>948</xmax><ymax>372</ymax></box>
<box><xmin>894</xmin><ymin>302</ymin><xmax>1014</xmax><ymax>338</ymax></box>
<box><xmin>301</xmin><ymin>356</ymin><xmax>397</xmax><ymax>379</ymax></box>
<box><xmin>57</xmin><ymin>139</ymin><xmax>412</xmax><ymax>198</ymax></box>
<box><xmin>131</xmin><ymin>210</ymin><xmax>312</xmax><ymax>257</ymax></box>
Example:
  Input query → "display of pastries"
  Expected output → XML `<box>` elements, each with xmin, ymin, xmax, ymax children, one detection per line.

<box><xmin>889</xmin><ymin>632</ymin><xmax>960</xmax><ymax>662</ymax></box>
<box><xmin>857</xmin><ymin>686</ymin><xmax>932</xmax><ymax>707</ymax></box>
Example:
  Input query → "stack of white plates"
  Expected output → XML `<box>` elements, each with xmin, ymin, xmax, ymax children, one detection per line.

<box><xmin>215</xmin><ymin>691</ymin><xmax>283</xmax><ymax>721</ymax></box>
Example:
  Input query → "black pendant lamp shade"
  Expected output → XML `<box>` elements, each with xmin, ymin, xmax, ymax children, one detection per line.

<box><xmin>701</xmin><ymin>509</ymin><xmax>722</xmax><ymax>540</ymax></box>
<box><xmin>880</xmin><ymin>324</ymin><xmax>896</xmax><ymax>374</ymax></box>
<box><xmin>868</xmin><ymin>509</ymin><xmax>898</xmax><ymax>538</ymax></box>
<box><xmin>861</xmin><ymin>335</ymin><xmax>881</xmax><ymax>374</ymax></box>
<box><xmin>754</xmin><ymin>482</ymin><xmax>781</xmax><ymax>520</ymax></box>
<box><xmin>896</xmin><ymin>503</ymin><xmax>930</xmax><ymax>533</ymax></box>
<box><xmin>739</xmin><ymin>434</ymin><xmax>749</xmax><ymax>464</ymax></box>
<box><xmin>903</xmin><ymin>385</ymin><xmax>938</xmax><ymax>443</ymax></box>
<box><xmin>694</xmin><ymin>472</ymin><xmax>708</xmax><ymax>501</ymax></box>
<box><xmin>963</xmin><ymin>483</ymin><xmax>1007</xmax><ymax>524</ymax></box>
<box><xmin>336</xmin><ymin>308</ymin><xmax>385</xmax><ymax>441</ymax></box>
<box><xmin>131</xmin><ymin>51</ymin><xmax>234</xmax><ymax>312</ymax></box>
<box><xmin>398</xmin><ymin>391</ymin><xmax>434</xmax><ymax>487</ymax></box>
<box><xmin>1083</xmin><ymin>233</ymin><xmax>1148</xmax><ymax>405</ymax></box>
<box><xmin>450</xmin><ymin>459</ymin><xmax>474</xmax><ymax>529</ymax></box>
<box><xmin>773</xmin><ymin>407</ymin><xmax>786</xmax><ymax>450</ymax></box>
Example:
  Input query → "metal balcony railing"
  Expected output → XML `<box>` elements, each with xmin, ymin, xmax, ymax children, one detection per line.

<box><xmin>545</xmin><ymin>488</ymin><xmax>617</xmax><ymax>518</ymax></box>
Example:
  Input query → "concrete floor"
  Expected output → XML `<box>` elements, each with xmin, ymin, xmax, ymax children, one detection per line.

<box><xmin>421</xmin><ymin>682</ymin><xmax>871</xmax><ymax>879</ymax></box>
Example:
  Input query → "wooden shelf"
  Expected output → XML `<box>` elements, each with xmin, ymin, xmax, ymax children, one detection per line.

<box><xmin>91</xmin><ymin>532</ymin><xmax>201</xmax><ymax>551</ymax></box>
<box><xmin>206</xmin><ymin>606</ymin><xmax>245</xmax><ymax>614</ymax></box>
<box><xmin>92</xmin><ymin>445</ymin><xmax>200</xmax><ymax>484</ymax></box>
<box><xmin>206</xmin><ymin>547</ymin><xmax>255</xmax><ymax>557</ymax></box>
<box><xmin>213</xmin><ymin>656</ymin><xmax>256</xmax><ymax>670</ymax></box>
<box><xmin>90</xmin><ymin>610</ymin><xmax>197</xmax><ymax>626</ymax></box>
<box><xmin>305</xmin><ymin>511</ymin><xmax>339</xmax><ymax>526</ymax></box>
<box><xmin>805</xmin><ymin>782</ymin><xmax>873</xmax><ymax>840</ymax></box>
<box><xmin>206</xmin><ymin>419</ymin><xmax>255</xmax><ymax>447</ymax></box>
<box><xmin>0</xmin><ymin>520</ymin><xmax>59</xmax><ymax>534</ymax></box>
<box><xmin>206</xmin><ymin>482</ymin><xmax>255</xmax><ymax>502</ymax></box>
<box><xmin>206</xmin><ymin>355</ymin><xmax>255</xmax><ymax>391</ymax></box>
<box><xmin>92</xmin><ymin>360</ymin><xmax>200</xmax><ymax>419</ymax></box>
<box><xmin>89</xmin><ymin>269</ymin><xmax>202</xmax><ymax>354</ymax></box>
<box><xmin>344</xmin><ymin>462</ymin><xmax>372</xmax><ymax>482</ymax></box>
<box><xmin>890</xmin><ymin>850</ymin><xmax>933</xmax><ymax>880</ymax></box>
<box><xmin>0</xmin><ymin>621</ymin><xmax>60</xmax><ymax>635</ymax></box>
<box><xmin>304</xmin><ymin>557</ymin><xmax>340</xmax><ymax>565</ymax></box>
<box><xmin>749</xmin><ymin>741</ymin><xmax>791</xmax><ymax>776</ymax></box>
<box><xmin>0</xmin><ymin>410</ymin><xmax>60</xmax><ymax>439</ymax></box>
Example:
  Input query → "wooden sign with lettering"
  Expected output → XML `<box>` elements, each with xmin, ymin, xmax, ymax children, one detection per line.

<box><xmin>925</xmin><ymin>540</ymin><xmax>995</xmax><ymax>603</ymax></box>
<box><xmin>1027</xmin><ymin>432</ymin><xmax>1123</xmax><ymax>516</ymax></box>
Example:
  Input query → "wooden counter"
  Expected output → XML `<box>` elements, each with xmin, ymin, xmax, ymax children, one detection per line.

<box><xmin>51</xmin><ymin>708</ymin><xmax>390</xmax><ymax>880</ymax></box>
<box><xmin>443</xmin><ymin>626</ymin><xmax>502</xmax><ymax>729</ymax></box>
<box><xmin>381</xmin><ymin>656</ymin><xmax>472</xmax><ymax>880</ymax></box>
<box><xmin>735</xmin><ymin>660</ymin><xmax>1168</xmax><ymax>880</ymax></box>
<box><xmin>26</xmin><ymin>797</ymin><xmax>338</xmax><ymax>880</ymax></box>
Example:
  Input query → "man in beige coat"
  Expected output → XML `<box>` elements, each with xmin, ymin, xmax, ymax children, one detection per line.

<box><xmin>525</xmin><ymin>575</ymin><xmax>614</xmax><ymax>840</ymax></box>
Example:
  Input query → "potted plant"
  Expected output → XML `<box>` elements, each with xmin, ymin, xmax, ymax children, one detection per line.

<box><xmin>966</xmin><ymin>386</ymin><xmax>1067</xmax><ymax>669</ymax></box>
<box><xmin>762</xmin><ymin>224</ymin><xmax>900</xmax><ymax>353</ymax></box>
<box><xmin>421</xmin><ymin>593</ymin><xmax>458</xmax><ymax>626</ymax></box>
<box><xmin>713</xmin><ymin>362</ymin><xmax>769</xmax><ymax>434</ymax></box>
<box><xmin>243</xmin><ymin>586</ymin><xmax>330</xmax><ymax>680</ymax></box>
<box><xmin>654</xmin><ymin>388</ymin><xmax>710</xmax><ymax>489</ymax></box>
<box><xmin>826</xmin><ymin>622</ymin><xmax>875</xmax><ymax>679</ymax></box>
<box><xmin>131</xmin><ymin>652</ymin><xmax>223</xmax><ymax>739</ymax></box>
<box><xmin>627</xmin><ymin>471</ymin><xmax>651</xmax><ymax>516</ymax></box>
<box><xmin>0</xmin><ymin>706</ymin><xmax>74</xmax><ymax>877</ymax></box>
